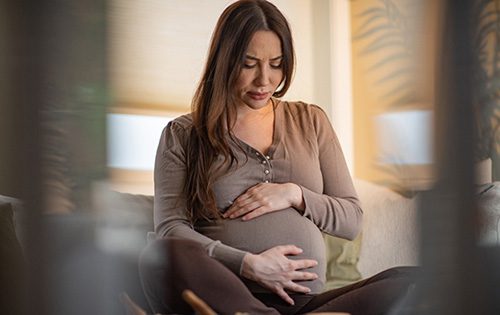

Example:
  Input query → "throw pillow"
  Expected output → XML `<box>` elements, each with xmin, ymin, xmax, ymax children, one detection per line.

<box><xmin>0</xmin><ymin>201</ymin><xmax>27</xmax><ymax>314</ymax></box>
<box><xmin>92</xmin><ymin>189</ymin><xmax>154</xmax><ymax>256</ymax></box>
<box><xmin>323</xmin><ymin>233</ymin><xmax>362</xmax><ymax>290</ymax></box>
<box><xmin>477</xmin><ymin>182</ymin><xmax>500</xmax><ymax>246</ymax></box>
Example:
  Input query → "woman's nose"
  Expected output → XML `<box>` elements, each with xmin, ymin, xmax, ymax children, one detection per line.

<box><xmin>255</xmin><ymin>65</ymin><xmax>270</xmax><ymax>86</ymax></box>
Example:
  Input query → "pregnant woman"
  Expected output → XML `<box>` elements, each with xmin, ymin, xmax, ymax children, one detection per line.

<box><xmin>139</xmin><ymin>1</ymin><xmax>415</xmax><ymax>314</ymax></box>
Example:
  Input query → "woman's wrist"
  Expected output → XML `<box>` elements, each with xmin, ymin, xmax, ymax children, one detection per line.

<box><xmin>287</xmin><ymin>183</ymin><xmax>305</xmax><ymax>211</ymax></box>
<box><xmin>241</xmin><ymin>252</ymin><xmax>258</xmax><ymax>279</ymax></box>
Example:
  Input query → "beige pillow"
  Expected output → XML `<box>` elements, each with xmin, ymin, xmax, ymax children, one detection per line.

<box><xmin>478</xmin><ymin>182</ymin><xmax>500</xmax><ymax>246</ymax></box>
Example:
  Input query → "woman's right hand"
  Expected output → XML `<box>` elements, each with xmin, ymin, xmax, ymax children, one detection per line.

<box><xmin>241</xmin><ymin>245</ymin><xmax>318</xmax><ymax>305</ymax></box>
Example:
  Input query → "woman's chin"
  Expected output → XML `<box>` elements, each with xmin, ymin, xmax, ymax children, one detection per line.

<box><xmin>242</xmin><ymin>97</ymin><xmax>272</xmax><ymax>111</ymax></box>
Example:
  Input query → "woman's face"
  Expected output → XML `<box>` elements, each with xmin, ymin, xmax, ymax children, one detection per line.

<box><xmin>234</xmin><ymin>30</ymin><xmax>283</xmax><ymax>112</ymax></box>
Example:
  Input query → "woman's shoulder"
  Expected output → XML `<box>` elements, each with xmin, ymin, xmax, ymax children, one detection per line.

<box><xmin>279</xmin><ymin>99</ymin><xmax>329</xmax><ymax>120</ymax></box>
<box><xmin>160</xmin><ymin>113</ymin><xmax>193</xmax><ymax>143</ymax></box>
<box><xmin>169</xmin><ymin>113</ymin><xmax>193</xmax><ymax>130</ymax></box>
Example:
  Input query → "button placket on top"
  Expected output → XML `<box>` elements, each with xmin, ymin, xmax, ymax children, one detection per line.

<box><xmin>259</xmin><ymin>152</ymin><xmax>272</xmax><ymax>183</ymax></box>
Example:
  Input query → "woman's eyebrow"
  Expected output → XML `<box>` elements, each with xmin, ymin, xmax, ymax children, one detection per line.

<box><xmin>245</xmin><ymin>55</ymin><xmax>283</xmax><ymax>61</ymax></box>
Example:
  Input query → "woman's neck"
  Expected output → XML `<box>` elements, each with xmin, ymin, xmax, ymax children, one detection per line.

<box><xmin>231</xmin><ymin>100</ymin><xmax>275</xmax><ymax>154</ymax></box>
<box><xmin>235</xmin><ymin>100</ymin><xmax>274</xmax><ymax>123</ymax></box>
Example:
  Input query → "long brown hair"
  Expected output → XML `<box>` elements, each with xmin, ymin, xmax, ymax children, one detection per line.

<box><xmin>184</xmin><ymin>0</ymin><xmax>295</xmax><ymax>222</ymax></box>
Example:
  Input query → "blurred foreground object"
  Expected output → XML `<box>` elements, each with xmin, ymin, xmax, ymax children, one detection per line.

<box><xmin>392</xmin><ymin>1</ymin><xmax>500</xmax><ymax>314</ymax></box>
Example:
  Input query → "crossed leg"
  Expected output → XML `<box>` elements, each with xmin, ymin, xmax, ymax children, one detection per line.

<box><xmin>139</xmin><ymin>238</ymin><xmax>279</xmax><ymax>315</ymax></box>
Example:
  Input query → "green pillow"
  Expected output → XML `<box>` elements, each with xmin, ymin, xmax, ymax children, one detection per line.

<box><xmin>323</xmin><ymin>232</ymin><xmax>363</xmax><ymax>290</ymax></box>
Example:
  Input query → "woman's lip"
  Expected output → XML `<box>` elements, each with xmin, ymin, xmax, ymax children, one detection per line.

<box><xmin>247</xmin><ymin>92</ymin><xmax>269</xmax><ymax>100</ymax></box>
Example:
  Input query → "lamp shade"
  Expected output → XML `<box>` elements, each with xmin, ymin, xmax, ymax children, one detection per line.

<box><xmin>107</xmin><ymin>113</ymin><xmax>173</xmax><ymax>170</ymax></box>
<box><xmin>375</xmin><ymin>110</ymin><xmax>433</xmax><ymax>165</ymax></box>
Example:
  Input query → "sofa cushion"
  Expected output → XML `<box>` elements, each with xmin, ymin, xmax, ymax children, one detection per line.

<box><xmin>92</xmin><ymin>188</ymin><xmax>154</xmax><ymax>256</ymax></box>
<box><xmin>354</xmin><ymin>179</ymin><xmax>420</xmax><ymax>278</ymax></box>
<box><xmin>323</xmin><ymin>233</ymin><xmax>362</xmax><ymax>290</ymax></box>
<box><xmin>0</xmin><ymin>195</ymin><xmax>25</xmax><ymax>249</ymax></box>
<box><xmin>0</xmin><ymin>201</ymin><xmax>27</xmax><ymax>314</ymax></box>
<box><xmin>0</xmin><ymin>201</ymin><xmax>21</xmax><ymax>251</ymax></box>
<box><xmin>478</xmin><ymin>181</ymin><xmax>500</xmax><ymax>246</ymax></box>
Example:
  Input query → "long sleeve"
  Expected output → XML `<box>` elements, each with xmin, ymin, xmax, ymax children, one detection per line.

<box><xmin>153</xmin><ymin>118</ymin><xmax>247</xmax><ymax>274</ymax></box>
<box><xmin>298</xmin><ymin>105</ymin><xmax>363</xmax><ymax>240</ymax></box>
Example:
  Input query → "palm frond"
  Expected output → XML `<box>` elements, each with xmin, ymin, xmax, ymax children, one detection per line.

<box><xmin>380</xmin><ymin>79</ymin><xmax>415</xmax><ymax>99</ymax></box>
<box><xmin>356</xmin><ymin>12</ymin><xmax>387</xmax><ymax>34</ymax></box>
<box><xmin>353</xmin><ymin>0</ymin><xmax>416</xmax><ymax>108</ymax></box>
<box><xmin>360</xmin><ymin>35</ymin><xmax>405</xmax><ymax>55</ymax></box>
<box><xmin>476</xmin><ymin>20</ymin><xmax>497</xmax><ymax>46</ymax></box>
<box><xmin>367</xmin><ymin>52</ymin><xmax>409</xmax><ymax>72</ymax></box>
<box><xmin>475</xmin><ymin>0</ymin><xmax>495</xmax><ymax>21</ymax></box>
<box><xmin>477</xmin><ymin>11</ymin><xmax>497</xmax><ymax>25</ymax></box>
<box><xmin>375</xmin><ymin>66</ymin><xmax>415</xmax><ymax>85</ymax></box>
<box><xmin>357</xmin><ymin>6</ymin><xmax>387</xmax><ymax>18</ymax></box>
<box><xmin>388</xmin><ymin>92</ymin><xmax>418</xmax><ymax>109</ymax></box>
<box><xmin>474</xmin><ymin>0</ymin><xmax>500</xmax><ymax>161</ymax></box>
<box><xmin>354</xmin><ymin>24</ymin><xmax>401</xmax><ymax>40</ymax></box>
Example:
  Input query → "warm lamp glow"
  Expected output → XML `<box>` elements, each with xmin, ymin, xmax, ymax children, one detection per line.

<box><xmin>374</xmin><ymin>109</ymin><xmax>435</xmax><ymax>191</ymax></box>
<box><xmin>107</xmin><ymin>113</ymin><xmax>173</xmax><ymax>170</ymax></box>
<box><xmin>375</xmin><ymin>110</ymin><xmax>434</xmax><ymax>165</ymax></box>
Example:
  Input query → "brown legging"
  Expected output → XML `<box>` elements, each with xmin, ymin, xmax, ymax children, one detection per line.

<box><xmin>139</xmin><ymin>238</ymin><xmax>417</xmax><ymax>315</ymax></box>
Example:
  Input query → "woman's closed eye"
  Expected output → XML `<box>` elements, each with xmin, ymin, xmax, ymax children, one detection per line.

<box><xmin>243</xmin><ymin>63</ymin><xmax>258</xmax><ymax>69</ymax></box>
<box><xmin>243</xmin><ymin>62</ymin><xmax>281</xmax><ymax>69</ymax></box>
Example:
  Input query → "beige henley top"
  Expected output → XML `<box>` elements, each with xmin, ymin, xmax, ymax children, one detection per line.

<box><xmin>153</xmin><ymin>100</ymin><xmax>362</xmax><ymax>293</ymax></box>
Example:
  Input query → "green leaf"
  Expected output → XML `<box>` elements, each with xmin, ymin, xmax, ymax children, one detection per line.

<box><xmin>375</xmin><ymin>67</ymin><xmax>414</xmax><ymax>85</ymax></box>
<box><xmin>356</xmin><ymin>12</ymin><xmax>387</xmax><ymax>34</ymax></box>
<box><xmin>354</xmin><ymin>24</ymin><xmax>399</xmax><ymax>40</ymax></box>
<box><xmin>357</xmin><ymin>7</ymin><xmax>386</xmax><ymax>18</ymax></box>
<box><xmin>477</xmin><ymin>11</ymin><xmax>496</xmax><ymax>24</ymax></box>
<box><xmin>388</xmin><ymin>92</ymin><xmax>418</xmax><ymax>108</ymax></box>
<box><xmin>476</xmin><ymin>0</ymin><xmax>495</xmax><ymax>21</ymax></box>
<box><xmin>367</xmin><ymin>52</ymin><xmax>409</xmax><ymax>72</ymax></box>
<box><xmin>381</xmin><ymin>79</ymin><xmax>414</xmax><ymax>99</ymax></box>
<box><xmin>477</xmin><ymin>39</ymin><xmax>490</xmax><ymax>54</ymax></box>
<box><xmin>476</xmin><ymin>20</ymin><xmax>496</xmax><ymax>45</ymax></box>
<box><xmin>360</xmin><ymin>33</ymin><xmax>405</xmax><ymax>54</ymax></box>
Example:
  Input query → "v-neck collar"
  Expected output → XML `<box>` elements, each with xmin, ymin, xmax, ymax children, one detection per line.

<box><xmin>231</xmin><ymin>98</ymin><xmax>283</xmax><ymax>158</ymax></box>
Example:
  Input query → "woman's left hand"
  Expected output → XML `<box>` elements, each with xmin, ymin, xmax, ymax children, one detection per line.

<box><xmin>223</xmin><ymin>182</ymin><xmax>304</xmax><ymax>220</ymax></box>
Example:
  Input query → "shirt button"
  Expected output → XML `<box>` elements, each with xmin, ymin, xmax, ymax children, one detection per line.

<box><xmin>264</xmin><ymin>169</ymin><xmax>270</xmax><ymax>174</ymax></box>
<box><xmin>266</xmin><ymin>155</ymin><xmax>271</xmax><ymax>160</ymax></box>
<box><xmin>256</xmin><ymin>152</ymin><xmax>260</xmax><ymax>156</ymax></box>
<box><xmin>262</xmin><ymin>160</ymin><xmax>267</xmax><ymax>164</ymax></box>
<box><xmin>264</xmin><ymin>180</ymin><xmax>269</xmax><ymax>183</ymax></box>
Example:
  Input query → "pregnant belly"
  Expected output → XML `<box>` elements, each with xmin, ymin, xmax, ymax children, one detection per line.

<box><xmin>196</xmin><ymin>209</ymin><xmax>326</xmax><ymax>293</ymax></box>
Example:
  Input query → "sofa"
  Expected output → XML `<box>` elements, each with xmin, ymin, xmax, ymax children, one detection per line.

<box><xmin>91</xmin><ymin>178</ymin><xmax>423</xmax><ymax>289</ymax></box>
<box><xmin>2</xmin><ymin>178</ymin><xmax>498</xmax><ymax>314</ymax></box>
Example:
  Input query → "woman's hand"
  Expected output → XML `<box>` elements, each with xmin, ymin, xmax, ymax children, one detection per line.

<box><xmin>241</xmin><ymin>245</ymin><xmax>318</xmax><ymax>305</ymax></box>
<box><xmin>223</xmin><ymin>182</ymin><xmax>304</xmax><ymax>220</ymax></box>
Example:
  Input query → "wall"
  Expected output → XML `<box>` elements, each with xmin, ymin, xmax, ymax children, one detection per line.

<box><xmin>108</xmin><ymin>0</ymin><xmax>322</xmax><ymax>111</ymax></box>
<box><xmin>350</xmin><ymin>0</ymin><xmax>439</xmax><ymax>190</ymax></box>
